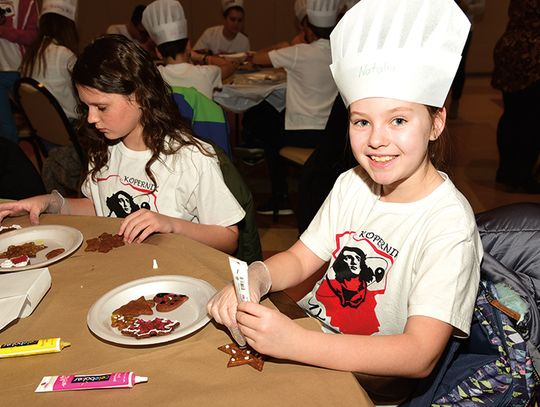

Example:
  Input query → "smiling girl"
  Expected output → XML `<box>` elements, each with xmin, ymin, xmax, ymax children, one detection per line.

<box><xmin>0</xmin><ymin>35</ymin><xmax>244</xmax><ymax>253</ymax></box>
<box><xmin>207</xmin><ymin>0</ymin><xmax>482</xmax><ymax>403</ymax></box>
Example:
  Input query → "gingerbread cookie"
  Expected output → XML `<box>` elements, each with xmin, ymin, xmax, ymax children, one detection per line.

<box><xmin>153</xmin><ymin>293</ymin><xmax>189</xmax><ymax>312</ymax></box>
<box><xmin>111</xmin><ymin>314</ymin><xmax>137</xmax><ymax>330</ymax></box>
<box><xmin>0</xmin><ymin>241</ymin><xmax>47</xmax><ymax>258</ymax></box>
<box><xmin>112</xmin><ymin>296</ymin><xmax>154</xmax><ymax>317</ymax></box>
<box><xmin>121</xmin><ymin>317</ymin><xmax>180</xmax><ymax>339</ymax></box>
<box><xmin>85</xmin><ymin>233</ymin><xmax>125</xmax><ymax>253</ymax></box>
<box><xmin>218</xmin><ymin>343</ymin><xmax>264</xmax><ymax>372</ymax></box>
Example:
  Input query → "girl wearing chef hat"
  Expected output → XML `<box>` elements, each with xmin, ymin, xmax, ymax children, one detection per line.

<box><xmin>208</xmin><ymin>0</ymin><xmax>482</xmax><ymax>403</ymax></box>
<box><xmin>20</xmin><ymin>0</ymin><xmax>79</xmax><ymax>120</ymax></box>
<box><xmin>0</xmin><ymin>35</ymin><xmax>245</xmax><ymax>254</ymax></box>
<box><xmin>192</xmin><ymin>0</ymin><xmax>249</xmax><ymax>58</ymax></box>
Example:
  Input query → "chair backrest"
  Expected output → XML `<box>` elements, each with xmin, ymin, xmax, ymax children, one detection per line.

<box><xmin>171</xmin><ymin>86</ymin><xmax>232</xmax><ymax>158</ymax></box>
<box><xmin>14</xmin><ymin>78</ymin><xmax>84</xmax><ymax>162</ymax></box>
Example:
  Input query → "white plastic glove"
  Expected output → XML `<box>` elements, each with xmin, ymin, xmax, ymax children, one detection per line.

<box><xmin>46</xmin><ymin>190</ymin><xmax>66</xmax><ymax>214</ymax></box>
<box><xmin>208</xmin><ymin>261</ymin><xmax>272</xmax><ymax>346</ymax></box>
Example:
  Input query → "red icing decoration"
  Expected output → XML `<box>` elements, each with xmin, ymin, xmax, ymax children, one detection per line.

<box><xmin>11</xmin><ymin>255</ymin><xmax>29</xmax><ymax>264</ymax></box>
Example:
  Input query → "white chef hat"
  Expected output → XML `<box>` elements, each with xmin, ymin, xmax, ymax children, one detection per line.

<box><xmin>295</xmin><ymin>0</ymin><xmax>307</xmax><ymax>22</ymax></box>
<box><xmin>41</xmin><ymin>0</ymin><xmax>77</xmax><ymax>21</ymax></box>
<box><xmin>222</xmin><ymin>0</ymin><xmax>244</xmax><ymax>12</ymax></box>
<box><xmin>142</xmin><ymin>0</ymin><xmax>188</xmax><ymax>46</ymax></box>
<box><xmin>306</xmin><ymin>0</ymin><xmax>341</xmax><ymax>28</ymax></box>
<box><xmin>330</xmin><ymin>0</ymin><xmax>470</xmax><ymax>108</ymax></box>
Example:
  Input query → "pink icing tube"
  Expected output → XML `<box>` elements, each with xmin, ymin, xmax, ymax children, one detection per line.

<box><xmin>35</xmin><ymin>371</ymin><xmax>148</xmax><ymax>392</ymax></box>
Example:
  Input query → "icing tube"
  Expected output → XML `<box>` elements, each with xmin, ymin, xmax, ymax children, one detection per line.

<box><xmin>229</xmin><ymin>257</ymin><xmax>250</xmax><ymax>302</ymax></box>
<box><xmin>35</xmin><ymin>372</ymin><xmax>148</xmax><ymax>392</ymax></box>
<box><xmin>0</xmin><ymin>338</ymin><xmax>71</xmax><ymax>358</ymax></box>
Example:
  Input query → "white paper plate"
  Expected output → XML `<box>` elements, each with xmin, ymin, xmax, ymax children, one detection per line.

<box><xmin>0</xmin><ymin>225</ymin><xmax>83</xmax><ymax>272</ymax></box>
<box><xmin>87</xmin><ymin>275</ymin><xmax>217</xmax><ymax>346</ymax></box>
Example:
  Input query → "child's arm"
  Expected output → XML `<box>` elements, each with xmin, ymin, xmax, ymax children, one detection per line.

<box><xmin>205</xmin><ymin>55</ymin><xmax>238</xmax><ymax>80</ymax></box>
<box><xmin>251</xmin><ymin>51</ymin><xmax>273</xmax><ymax>67</ymax></box>
<box><xmin>0</xmin><ymin>194</ymin><xmax>95</xmax><ymax>224</ymax></box>
<box><xmin>208</xmin><ymin>240</ymin><xmax>326</xmax><ymax>342</ymax></box>
<box><xmin>237</xmin><ymin>302</ymin><xmax>453</xmax><ymax>378</ymax></box>
<box><xmin>264</xmin><ymin>240</ymin><xmax>327</xmax><ymax>290</ymax></box>
<box><xmin>118</xmin><ymin>209</ymin><xmax>239</xmax><ymax>253</ymax></box>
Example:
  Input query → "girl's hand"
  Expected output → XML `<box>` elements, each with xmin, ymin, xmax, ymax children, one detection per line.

<box><xmin>207</xmin><ymin>261</ymin><xmax>272</xmax><ymax>347</ymax></box>
<box><xmin>207</xmin><ymin>283</ymin><xmax>246</xmax><ymax>344</ymax></box>
<box><xmin>236</xmin><ymin>301</ymin><xmax>305</xmax><ymax>360</ymax></box>
<box><xmin>118</xmin><ymin>208</ymin><xmax>174</xmax><ymax>243</ymax></box>
<box><xmin>0</xmin><ymin>194</ymin><xmax>62</xmax><ymax>224</ymax></box>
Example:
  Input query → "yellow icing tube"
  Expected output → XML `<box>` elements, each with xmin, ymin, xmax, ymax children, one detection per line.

<box><xmin>0</xmin><ymin>338</ymin><xmax>71</xmax><ymax>358</ymax></box>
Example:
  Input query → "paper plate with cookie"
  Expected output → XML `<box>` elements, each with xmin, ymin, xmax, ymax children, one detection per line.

<box><xmin>87</xmin><ymin>275</ymin><xmax>217</xmax><ymax>346</ymax></box>
<box><xmin>0</xmin><ymin>225</ymin><xmax>83</xmax><ymax>272</ymax></box>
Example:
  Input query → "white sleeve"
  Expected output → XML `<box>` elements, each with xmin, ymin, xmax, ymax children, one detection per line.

<box><xmin>268</xmin><ymin>45</ymin><xmax>298</xmax><ymax>70</ymax></box>
<box><xmin>407</xmin><ymin>209</ymin><xmax>482</xmax><ymax>336</ymax></box>
<box><xmin>202</xmin><ymin>65</ymin><xmax>222</xmax><ymax>89</ymax></box>
<box><xmin>193</xmin><ymin>29</ymin><xmax>211</xmax><ymax>51</ymax></box>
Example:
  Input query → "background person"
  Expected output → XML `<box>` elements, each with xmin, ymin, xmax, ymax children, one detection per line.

<box><xmin>106</xmin><ymin>4</ymin><xmax>155</xmax><ymax>56</ymax></box>
<box><xmin>246</xmin><ymin>0</ymin><xmax>340</xmax><ymax>215</ymax></box>
<box><xmin>191</xmin><ymin>0</ymin><xmax>249</xmax><ymax>59</ymax></box>
<box><xmin>20</xmin><ymin>0</ymin><xmax>79</xmax><ymax>120</ymax></box>
<box><xmin>0</xmin><ymin>0</ymin><xmax>38</xmax><ymax>143</ymax></box>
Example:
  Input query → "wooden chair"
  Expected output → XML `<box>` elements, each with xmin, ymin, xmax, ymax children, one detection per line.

<box><xmin>13</xmin><ymin>78</ymin><xmax>85</xmax><ymax>171</ymax></box>
<box><xmin>279</xmin><ymin>146</ymin><xmax>315</xmax><ymax>166</ymax></box>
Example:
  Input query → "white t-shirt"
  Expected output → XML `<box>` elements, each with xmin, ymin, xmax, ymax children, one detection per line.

<box><xmin>269</xmin><ymin>39</ymin><xmax>337</xmax><ymax>130</ymax></box>
<box><xmin>158</xmin><ymin>63</ymin><xmax>222</xmax><ymax>99</ymax></box>
<box><xmin>0</xmin><ymin>0</ymin><xmax>25</xmax><ymax>71</ymax></box>
<box><xmin>106</xmin><ymin>24</ymin><xmax>134</xmax><ymax>41</ymax></box>
<box><xmin>193</xmin><ymin>25</ymin><xmax>250</xmax><ymax>55</ymax></box>
<box><xmin>81</xmin><ymin>137</ymin><xmax>245</xmax><ymax>227</ymax></box>
<box><xmin>27</xmin><ymin>43</ymin><xmax>77</xmax><ymax>119</ymax></box>
<box><xmin>298</xmin><ymin>167</ymin><xmax>482</xmax><ymax>337</ymax></box>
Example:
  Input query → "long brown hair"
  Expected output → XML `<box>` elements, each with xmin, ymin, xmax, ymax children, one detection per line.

<box><xmin>426</xmin><ymin>105</ymin><xmax>451</xmax><ymax>174</ymax></box>
<box><xmin>20</xmin><ymin>13</ymin><xmax>78</xmax><ymax>77</ymax></box>
<box><xmin>72</xmin><ymin>34</ymin><xmax>210</xmax><ymax>189</ymax></box>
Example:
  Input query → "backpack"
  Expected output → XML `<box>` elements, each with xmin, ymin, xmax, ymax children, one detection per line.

<box><xmin>403</xmin><ymin>281</ymin><xmax>539</xmax><ymax>406</ymax></box>
<box><xmin>403</xmin><ymin>203</ymin><xmax>540</xmax><ymax>406</ymax></box>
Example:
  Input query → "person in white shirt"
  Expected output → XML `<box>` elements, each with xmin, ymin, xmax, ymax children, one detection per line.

<box><xmin>207</xmin><ymin>1</ymin><xmax>482</xmax><ymax>404</ymax></box>
<box><xmin>192</xmin><ymin>0</ymin><xmax>249</xmax><ymax>59</ymax></box>
<box><xmin>20</xmin><ymin>0</ymin><xmax>78</xmax><ymax>120</ymax></box>
<box><xmin>0</xmin><ymin>0</ymin><xmax>38</xmax><ymax>143</ymax></box>
<box><xmin>246</xmin><ymin>0</ymin><xmax>340</xmax><ymax>215</ymax></box>
<box><xmin>142</xmin><ymin>0</ymin><xmax>236</xmax><ymax>99</ymax></box>
<box><xmin>106</xmin><ymin>4</ymin><xmax>155</xmax><ymax>56</ymax></box>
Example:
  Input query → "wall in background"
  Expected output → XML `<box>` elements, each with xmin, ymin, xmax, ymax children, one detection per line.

<box><xmin>37</xmin><ymin>0</ymin><xmax>510</xmax><ymax>74</ymax></box>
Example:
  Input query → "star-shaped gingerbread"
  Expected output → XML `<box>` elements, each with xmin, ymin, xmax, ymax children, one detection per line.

<box><xmin>218</xmin><ymin>343</ymin><xmax>264</xmax><ymax>372</ymax></box>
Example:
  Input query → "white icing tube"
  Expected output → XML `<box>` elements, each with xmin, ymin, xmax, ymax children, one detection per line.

<box><xmin>229</xmin><ymin>257</ymin><xmax>250</xmax><ymax>303</ymax></box>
